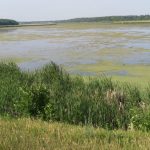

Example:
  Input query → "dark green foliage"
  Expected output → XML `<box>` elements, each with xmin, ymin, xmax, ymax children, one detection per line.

<box><xmin>147</xmin><ymin>85</ymin><xmax>150</xmax><ymax>100</ymax></box>
<box><xmin>29</xmin><ymin>84</ymin><xmax>50</xmax><ymax>117</ymax></box>
<box><xmin>0</xmin><ymin>63</ymin><xmax>30</xmax><ymax>117</ymax></box>
<box><xmin>131</xmin><ymin>107</ymin><xmax>150</xmax><ymax>131</ymax></box>
<box><xmin>0</xmin><ymin>62</ymin><xmax>150</xmax><ymax>130</ymax></box>
<box><xmin>0</xmin><ymin>19</ymin><xmax>19</xmax><ymax>26</ymax></box>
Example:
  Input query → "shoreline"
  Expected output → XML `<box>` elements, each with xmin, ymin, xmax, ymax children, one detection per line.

<box><xmin>1</xmin><ymin>20</ymin><xmax>150</xmax><ymax>28</ymax></box>
<box><xmin>0</xmin><ymin>23</ymin><xmax>57</xmax><ymax>28</ymax></box>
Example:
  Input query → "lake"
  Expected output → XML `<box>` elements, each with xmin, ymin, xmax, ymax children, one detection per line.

<box><xmin>0</xmin><ymin>23</ymin><xmax>150</xmax><ymax>84</ymax></box>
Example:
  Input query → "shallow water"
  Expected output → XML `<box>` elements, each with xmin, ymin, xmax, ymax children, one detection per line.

<box><xmin>0</xmin><ymin>23</ymin><xmax>150</xmax><ymax>76</ymax></box>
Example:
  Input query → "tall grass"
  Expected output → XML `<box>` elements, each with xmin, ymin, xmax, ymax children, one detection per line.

<box><xmin>0</xmin><ymin>62</ymin><xmax>150</xmax><ymax>130</ymax></box>
<box><xmin>1</xmin><ymin>118</ymin><xmax>150</xmax><ymax>150</ymax></box>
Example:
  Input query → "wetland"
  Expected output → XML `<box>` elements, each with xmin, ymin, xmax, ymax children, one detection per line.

<box><xmin>0</xmin><ymin>23</ymin><xmax>150</xmax><ymax>85</ymax></box>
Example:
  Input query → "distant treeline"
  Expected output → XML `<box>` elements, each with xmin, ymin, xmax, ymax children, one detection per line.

<box><xmin>0</xmin><ymin>19</ymin><xmax>19</xmax><ymax>26</ymax></box>
<box><xmin>56</xmin><ymin>15</ymin><xmax>150</xmax><ymax>23</ymax></box>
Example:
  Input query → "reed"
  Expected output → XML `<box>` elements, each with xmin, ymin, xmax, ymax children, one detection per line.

<box><xmin>0</xmin><ymin>62</ymin><xmax>149</xmax><ymax>130</ymax></box>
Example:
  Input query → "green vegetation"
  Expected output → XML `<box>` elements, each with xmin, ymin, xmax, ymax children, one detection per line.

<box><xmin>0</xmin><ymin>62</ymin><xmax>150</xmax><ymax>149</ymax></box>
<box><xmin>1</xmin><ymin>118</ymin><xmax>150</xmax><ymax>150</ymax></box>
<box><xmin>0</xmin><ymin>19</ymin><xmax>19</xmax><ymax>26</ymax></box>
<box><xmin>0</xmin><ymin>62</ymin><xmax>150</xmax><ymax>131</ymax></box>
<box><xmin>73</xmin><ymin>61</ymin><xmax>150</xmax><ymax>87</ymax></box>
<box><xmin>57</xmin><ymin>15</ymin><xmax>150</xmax><ymax>23</ymax></box>
<box><xmin>0</xmin><ymin>20</ymin><xmax>150</xmax><ymax>149</ymax></box>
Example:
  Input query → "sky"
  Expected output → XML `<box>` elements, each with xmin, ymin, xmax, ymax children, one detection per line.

<box><xmin>0</xmin><ymin>0</ymin><xmax>150</xmax><ymax>21</ymax></box>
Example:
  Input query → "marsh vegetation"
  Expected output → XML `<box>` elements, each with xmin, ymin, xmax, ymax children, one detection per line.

<box><xmin>0</xmin><ymin>23</ymin><xmax>150</xmax><ymax>86</ymax></box>
<box><xmin>0</xmin><ymin>22</ymin><xmax>150</xmax><ymax>149</ymax></box>
<box><xmin>0</xmin><ymin>62</ymin><xmax>150</xmax><ymax>149</ymax></box>
<box><xmin>0</xmin><ymin>62</ymin><xmax>150</xmax><ymax>131</ymax></box>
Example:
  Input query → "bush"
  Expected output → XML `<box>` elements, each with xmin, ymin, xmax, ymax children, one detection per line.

<box><xmin>131</xmin><ymin>108</ymin><xmax>150</xmax><ymax>131</ymax></box>
<box><xmin>0</xmin><ymin>62</ymin><xmax>150</xmax><ymax>130</ymax></box>
<box><xmin>0</xmin><ymin>63</ymin><xmax>30</xmax><ymax>117</ymax></box>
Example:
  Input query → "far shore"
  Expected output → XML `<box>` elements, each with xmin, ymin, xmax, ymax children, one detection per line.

<box><xmin>0</xmin><ymin>23</ymin><xmax>57</xmax><ymax>28</ymax></box>
<box><xmin>1</xmin><ymin>20</ymin><xmax>150</xmax><ymax>28</ymax></box>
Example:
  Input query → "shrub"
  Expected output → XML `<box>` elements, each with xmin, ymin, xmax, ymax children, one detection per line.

<box><xmin>0</xmin><ymin>63</ymin><xmax>30</xmax><ymax>117</ymax></box>
<box><xmin>0</xmin><ymin>62</ymin><xmax>150</xmax><ymax>130</ymax></box>
<box><xmin>131</xmin><ymin>107</ymin><xmax>150</xmax><ymax>131</ymax></box>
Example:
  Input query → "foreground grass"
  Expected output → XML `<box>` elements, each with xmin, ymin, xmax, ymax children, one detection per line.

<box><xmin>1</xmin><ymin>118</ymin><xmax>150</xmax><ymax>150</ymax></box>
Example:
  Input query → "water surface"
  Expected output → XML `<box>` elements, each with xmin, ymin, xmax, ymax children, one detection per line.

<box><xmin>0</xmin><ymin>23</ymin><xmax>150</xmax><ymax>77</ymax></box>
